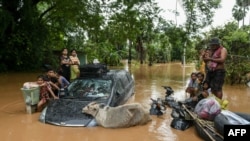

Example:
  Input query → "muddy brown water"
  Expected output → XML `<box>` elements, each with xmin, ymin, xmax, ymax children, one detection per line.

<box><xmin>0</xmin><ymin>62</ymin><xmax>249</xmax><ymax>141</ymax></box>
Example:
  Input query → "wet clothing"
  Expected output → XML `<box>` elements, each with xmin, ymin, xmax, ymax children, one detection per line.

<box><xmin>206</xmin><ymin>69</ymin><xmax>226</xmax><ymax>91</ymax></box>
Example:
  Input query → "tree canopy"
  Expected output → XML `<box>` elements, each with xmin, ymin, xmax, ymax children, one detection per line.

<box><xmin>1</xmin><ymin>0</ymin><xmax>250</xmax><ymax>84</ymax></box>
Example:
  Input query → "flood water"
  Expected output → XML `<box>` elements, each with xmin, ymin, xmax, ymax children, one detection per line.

<box><xmin>0</xmin><ymin>62</ymin><xmax>250</xmax><ymax>141</ymax></box>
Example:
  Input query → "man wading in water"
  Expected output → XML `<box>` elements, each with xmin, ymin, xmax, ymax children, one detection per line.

<box><xmin>203</xmin><ymin>37</ymin><xmax>227</xmax><ymax>99</ymax></box>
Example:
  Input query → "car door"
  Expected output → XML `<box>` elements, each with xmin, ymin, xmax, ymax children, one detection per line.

<box><xmin>109</xmin><ymin>70</ymin><xmax>134</xmax><ymax>106</ymax></box>
<box><xmin>111</xmin><ymin>79</ymin><xmax>125</xmax><ymax>106</ymax></box>
<box><xmin>124</xmin><ymin>71</ymin><xmax>135</xmax><ymax>97</ymax></box>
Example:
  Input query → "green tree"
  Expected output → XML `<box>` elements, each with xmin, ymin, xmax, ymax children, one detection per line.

<box><xmin>0</xmin><ymin>0</ymin><xmax>162</xmax><ymax>71</ymax></box>
<box><xmin>232</xmin><ymin>5</ymin><xmax>246</xmax><ymax>27</ymax></box>
<box><xmin>235</xmin><ymin>0</ymin><xmax>250</xmax><ymax>26</ymax></box>
<box><xmin>181</xmin><ymin>0</ymin><xmax>221</xmax><ymax>34</ymax></box>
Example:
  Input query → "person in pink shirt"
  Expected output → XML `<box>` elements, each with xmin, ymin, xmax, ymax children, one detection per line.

<box><xmin>203</xmin><ymin>37</ymin><xmax>227</xmax><ymax>99</ymax></box>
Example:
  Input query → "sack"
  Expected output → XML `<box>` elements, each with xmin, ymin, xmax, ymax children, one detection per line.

<box><xmin>194</xmin><ymin>96</ymin><xmax>221</xmax><ymax>121</ymax></box>
<box><xmin>170</xmin><ymin>118</ymin><xmax>192</xmax><ymax>131</ymax></box>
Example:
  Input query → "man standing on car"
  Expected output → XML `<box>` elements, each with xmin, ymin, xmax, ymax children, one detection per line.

<box><xmin>203</xmin><ymin>37</ymin><xmax>227</xmax><ymax>99</ymax></box>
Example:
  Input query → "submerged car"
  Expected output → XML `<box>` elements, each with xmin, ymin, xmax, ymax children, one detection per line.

<box><xmin>39</xmin><ymin>64</ymin><xmax>135</xmax><ymax>127</ymax></box>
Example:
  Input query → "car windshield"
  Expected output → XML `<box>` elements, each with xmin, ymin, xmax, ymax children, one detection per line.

<box><xmin>66</xmin><ymin>78</ymin><xmax>112</xmax><ymax>100</ymax></box>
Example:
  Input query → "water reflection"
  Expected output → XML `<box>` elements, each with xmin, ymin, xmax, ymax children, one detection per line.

<box><xmin>0</xmin><ymin>62</ymin><xmax>249</xmax><ymax>141</ymax></box>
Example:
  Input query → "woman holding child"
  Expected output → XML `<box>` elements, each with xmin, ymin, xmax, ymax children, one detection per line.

<box><xmin>69</xmin><ymin>49</ymin><xmax>80</xmax><ymax>81</ymax></box>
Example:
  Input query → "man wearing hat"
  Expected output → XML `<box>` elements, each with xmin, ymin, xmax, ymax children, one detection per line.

<box><xmin>203</xmin><ymin>37</ymin><xmax>227</xmax><ymax>99</ymax></box>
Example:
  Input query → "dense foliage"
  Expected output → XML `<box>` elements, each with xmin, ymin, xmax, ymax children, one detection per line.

<box><xmin>0</xmin><ymin>0</ymin><xmax>221</xmax><ymax>72</ymax></box>
<box><xmin>1</xmin><ymin>0</ymin><xmax>250</xmax><ymax>85</ymax></box>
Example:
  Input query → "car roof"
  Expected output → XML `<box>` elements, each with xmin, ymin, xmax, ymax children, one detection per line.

<box><xmin>78</xmin><ymin>63</ymin><xmax>132</xmax><ymax>80</ymax></box>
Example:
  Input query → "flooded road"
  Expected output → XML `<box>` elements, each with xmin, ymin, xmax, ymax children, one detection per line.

<box><xmin>0</xmin><ymin>62</ymin><xmax>250</xmax><ymax>141</ymax></box>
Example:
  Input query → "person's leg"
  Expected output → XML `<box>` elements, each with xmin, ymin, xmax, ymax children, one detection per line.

<box><xmin>37</xmin><ymin>100</ymin><xmax>44</xmax><ymax>112</ymax></box>
<box><xmin>186</xmin><ymin>87</ymin><xmax>195</xmax><ymax>97</ymax></box>
<box><xmin>66</xmin><ymin>67</ymin><xmax>71</xmax><ymax>82</ymax></box>
<box><xmin>70</xmin><ymin>66</ymin><xmax>75</xmax><ymax>81</ymax></box>
<box><xmin>212</xmin><ymin>70</ymin><xmax>226</xmax><ymax>99</ymax></box>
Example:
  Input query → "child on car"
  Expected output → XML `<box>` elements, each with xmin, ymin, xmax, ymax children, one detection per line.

<box><xmin>36</xmin><ymin>75</ymin><xmax>59</xmax><ymax>111</ymax></box>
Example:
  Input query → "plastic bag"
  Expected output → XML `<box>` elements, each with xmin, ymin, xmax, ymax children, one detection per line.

<box><xmin>220</xmin><ymin>110</ymin><xmax>250</xmax><ymax>125</ymax></box>
<box><xmin>23</xmin><ymin>82</ymin><xmax>39</xmax><ymax>89</ymax></box>
<box><xmin>214</xmin><ymin>96</ymin><xmax>229</xmax><ymax>110</ymax></box>
<box><xmin>194</xmin><ymin>96</ymin><xmax>221</xmax><ymax>121</ymax></box>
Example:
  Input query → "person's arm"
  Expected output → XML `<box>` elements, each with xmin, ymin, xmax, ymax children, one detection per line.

<box><xmin>61</xmin><ymin>56</ymin><xmax>72</xmax><ymax>65</ymax></box>
<box><xmin>48</xmin><ymin>87</ymin><xmax>59</xmax><ymax>99</ymax></box>
<box><xmin>204</xmin><ymin>48</ymin><xmax>227</xmax><ymax>63</ymax></box>
<box><xmin>199</xmin><ymin>50</ymin><xmax>205</xmax><ymax>60</ymax></box>
<box><xmin>193</xmin><ymin>81</ymin><xmax>199</xmax><ymax>93</ymax></box>
<box><xmin>70</xmin><ymin>56</ymin><xmax>80</xmax><ymax>65</ymax></box>
<box><xmin>76</xmin><ymin>57</ymin><xmax>80</xmax><ymax>65</ymax></box>
<box><xmin>48</xmin><ymin>81</ymin><xmax>60</xmax><ymax>90</ymax></box>
<box><xmin>58</xmin><ymin>77</ymin><xmax>63</xmax><ymax>88</ymax></box>
<box><xmin>203</xmin><ymin>55</ymin><xmax>210</xmax><ymax>62</ymax></box>
<box><xmin>185</xmin><ymin>81</ymin><xmax>192</xmax><ymax>92</ymax></box>
<box><xmin>60</xmin><ymin>56</ymin><xmax>66</xmax><ymax>65</ymax></box>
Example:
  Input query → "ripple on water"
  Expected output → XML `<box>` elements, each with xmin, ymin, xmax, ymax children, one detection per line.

<box><xmin>0</xmin><ymin>100</ymin><xmax>26</xmax><ymax>114</ymax></box>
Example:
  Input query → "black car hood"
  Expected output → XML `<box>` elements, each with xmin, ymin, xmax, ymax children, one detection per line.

<box><xmin>44</xmin><ymin>99</ymin><xmax>107</xmax><ymax>127</ymax></box>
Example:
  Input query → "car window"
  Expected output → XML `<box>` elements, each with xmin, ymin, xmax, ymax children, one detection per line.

<box><xmin>67</xmin><ymin>79</ymin><xmax>112</xmax><ymax>98</ymax></box>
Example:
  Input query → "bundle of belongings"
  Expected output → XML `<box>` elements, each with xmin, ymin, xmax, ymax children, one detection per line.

<box><xmin>170</xmin><ymin>102</ymin><xmax>193</xmax><ymax>131</ymax></box>
<box><xmin>170</xmin><ymin>94</ymin><xmax>229</xmax><ymax>131</ymax></box>
<box><xmin>194</xmin><ymin>96</ymin><xmax>221</xmax><ymax>121</ymax></box>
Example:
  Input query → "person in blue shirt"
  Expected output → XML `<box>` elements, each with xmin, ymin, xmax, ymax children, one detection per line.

<box><xmin>56</xmin><ymin>69</ymin><xmax>70</xmax><ymax>89</ymax></box>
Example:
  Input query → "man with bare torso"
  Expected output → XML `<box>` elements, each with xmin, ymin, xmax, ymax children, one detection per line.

<box><xmin>203</xmin><ymin>37</ymin><xmax>227</xmax><ymax>99</ymax></box>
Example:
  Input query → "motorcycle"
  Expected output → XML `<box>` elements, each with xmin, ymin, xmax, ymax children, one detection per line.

<box><xmin>149</xmin><ymin>98</ymin><xmax>166</xmax><ymax>116</ymax></box>
<box><xmin>162</xmin><ymin>86</ymin><xmax>179</xmax><ymax>108</ymax></box>
<box><xmin>162</xmin><ymin>86</ymin><xmax>193</xmax><ymax>130</ymax></box>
